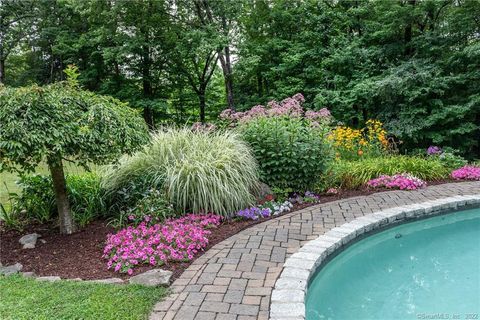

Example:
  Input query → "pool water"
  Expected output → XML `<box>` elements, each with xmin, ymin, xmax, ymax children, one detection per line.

<box><xmin>306</xmin><ymin>208</ymin><xmax>480</xmax><ymax>320</ymax></box>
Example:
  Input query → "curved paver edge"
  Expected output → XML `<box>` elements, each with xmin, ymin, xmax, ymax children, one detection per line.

<box><xmin>269</xmin><ymin>194</ymin><xmax>480</xmax><ymax>320</ymax></box>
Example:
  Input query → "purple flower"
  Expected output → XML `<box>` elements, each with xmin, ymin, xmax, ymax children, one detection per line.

<box><xmin>427</xmin><ymin>146</ymin><xmax>442</xmax><ymax>155</ymax></box>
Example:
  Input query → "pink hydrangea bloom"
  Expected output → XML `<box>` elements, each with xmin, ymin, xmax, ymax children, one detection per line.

<box><xmin>451</xmin><ymin>166</ymin><xmax>480</xmax><ymax>181</ymax></box>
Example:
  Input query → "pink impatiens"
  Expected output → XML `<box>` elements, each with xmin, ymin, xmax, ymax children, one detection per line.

<box><xmin>367</xmin><ymin>173</ymin><xmax>427</xmax><ymax>190</ymax></box>
<box><xmin>451</xmin><ymin>165</ymin><xmax>480</xmax><ymax>181</ymax></box>
<box><xmin>103</xmin><ymin>214</ymin><xmax>221</xmax><ymax>274</ymax></box>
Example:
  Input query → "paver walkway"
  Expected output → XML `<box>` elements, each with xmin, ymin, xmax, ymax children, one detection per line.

<box><xmin>150</xmin><ymin>181</ymin><xmax>480</xmax><ymax>320</ymax></box>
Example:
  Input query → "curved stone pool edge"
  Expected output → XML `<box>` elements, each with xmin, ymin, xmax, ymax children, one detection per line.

<box><xmin>269</xmin><ymin>194</ymin><xmax>480</xmax><ymax>320</ymax></box>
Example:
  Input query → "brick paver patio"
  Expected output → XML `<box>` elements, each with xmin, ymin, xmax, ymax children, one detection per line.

<box><xmin>150</xmin><ymin>181</ymin><xmax>480</xmax><ymax>320</ymax></box>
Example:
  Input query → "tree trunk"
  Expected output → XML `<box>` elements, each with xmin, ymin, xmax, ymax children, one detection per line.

<box><xmin>218</xmin><ymin>48</ymin><xmax>235</xmax><ymax>111</ymax></box>
<box><xmin>224</xmin><ymin>45</ymin><xmax>234</xmax><ymax>110</ymax></box>
<box><xmin>257</xmin><ymin>72</ymin><xmax>263</xmax><ymax>96</ymax></box>
<box><xmin>0</xmin><ymin>58</ymin><xmax>4</xmax><ymax>84</ymax></box>
<box><xmin>404</xmin><ymin>0</ymin><xmax>416</xmax><ymax>56</ymax></box>
<box><xmin>142</xmin><ymin>13</ymin><xmax>154</xmax><ymax>130</ymax></box>
<box><xmin>142</xmin><ymin>49</ymin><xmax>154</xmax><ymax>129</ymax></box>
<box><xmin>199</xmin><ymin>90</ymin><xmax>206</xmax><ymax>123</ymax></box>
<box><xmin>48</xmin><ymin>157</ymin><xmax>76</xmax><ymax>234</ymax></box>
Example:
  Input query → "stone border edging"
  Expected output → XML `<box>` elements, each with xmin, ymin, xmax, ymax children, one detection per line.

<box><xmin>270</xmin><ymin>194</ymin><xmax>480</xmax><ymax>320</ymax></box>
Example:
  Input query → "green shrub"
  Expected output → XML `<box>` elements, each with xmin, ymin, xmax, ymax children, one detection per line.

<box><xmin>239</xmin><ymin>116</ymin><xmax>330</xmax><ymax>191</ymax></box>
<box><xmin>323</xmin><ymin>156</ymin><xmax>449</xmax><ymax>190</ymax></box>
<box><xmin>11</xmin><ymin>172</ymin><xmax>105</xmax><ymax>227</ymax></box>
<box><xmin>0</xmin><ymin>203</ymin><xmax>23</xmax><ymax>230</ymax></box>
<box><xmin>102</xmin><ymin>128</ymin><xmax>260</xmax><ymax>217</ymax></box>
<box><xmin>436</xmin><ymin>152</ymin><xmax>467</xmax><ymax>170</ymax></box>
<box><xmin>107</xmin><ymin>189</ymin><xmax>176</xmax><ymax>229</ymax></box>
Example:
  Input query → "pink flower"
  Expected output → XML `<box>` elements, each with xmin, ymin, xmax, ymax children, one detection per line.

<box><xmin>218</xmin><ymin>93</ymin><xmax>331</xmax><ymax>126</ymax></box>
<box><xmin>103</xmin><ymin>214</ymin><xmax>222</xmax><ymax>274</ymax></box>
<box><xmin>451</xmin><ymin>166</ymin><xmax>480</xmax><ymax>181</ymax></box>
<box><xmin>367</xmin><ymin>174</ymin><xmax>426</xmax><ymax>190</ymax></box>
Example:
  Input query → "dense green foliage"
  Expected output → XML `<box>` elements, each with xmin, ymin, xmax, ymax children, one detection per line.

<box><xmin>102</xmin><ymin>128</ymin><xmax>260</xmax><ymax>217</ymax></box>
<box><xmin>236</xmin><ymin>0</ymin><xmax>480</xmax><ymax>156</ymax></box>
<box><xmin>0</xmin><ymin>275</ymin><xmax>167</xmax><ymax>320</ymax></box>
<box><xmin>240</xmin><ymin>117</ymin><xmax>329</xmax><ymax>190</ymax></box>
<box><xmin>0</xmin><ymin>80</ymin><xmax>148</xmax><ymax>233</ymax></box>
<box><xmin>10</xmin><ymin>173</ymin><xmax>105</xmax><ymax>227</ymax></box>
<box><xmin>323</xmin><ymin>156</ymin><xmax>449</xmax><ymax>190</ymax></box>
<box><xmin>2</xmin><ymin>0</ymin><xmax>478</xmax><ymax>156</ymax></box>
<box><xmin>107</xmin><ymin>189</ymin><xmax>176</xmax><ymax>229</ymax></box>
<box><xmin>0</xmin><ymin>83</ymin><xmax>148</xmax><ymax>173</ymax></box>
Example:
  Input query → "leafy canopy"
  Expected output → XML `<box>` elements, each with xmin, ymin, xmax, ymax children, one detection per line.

<box><xmin>0</xmin><ymin>82</ymin><xmax>149</xmax><ymax>173</ymax></box>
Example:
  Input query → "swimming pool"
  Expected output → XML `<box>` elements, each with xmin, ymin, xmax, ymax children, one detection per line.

<box><xmin>306</xmin><ymin>208</ymin><xmax>480</xmax><ymax>319</ymax></box>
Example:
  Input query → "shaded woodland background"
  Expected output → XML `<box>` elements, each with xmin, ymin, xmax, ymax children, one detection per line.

<box><xmin>1</xmin><ymin>0</ymin><xmax>479</xmax><ymax>156</ymax></box>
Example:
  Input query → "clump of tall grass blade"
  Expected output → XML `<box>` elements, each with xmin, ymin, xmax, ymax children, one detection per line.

<box><xmin>325</xmin><ymin>156</ymin><xmax>449</xmax><ymax>189</ymax></box>
<box><xmin>101</xmin><ymin>128</ymin><xmax>260</xmax><ymax>217</ymax></box>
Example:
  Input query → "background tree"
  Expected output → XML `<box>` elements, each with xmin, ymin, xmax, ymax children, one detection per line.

<box><xmin>0</xmin><ymin>67</ymin><xmax>149</xmax><ymax>234</ymax></box>
<box><xmin>2</xmin><ymin>0</ymin><xmax>479</xmax><ymax>156</ymax></box>
<box><xmin>0</xmin><ymin>0</ymin><xmax>35</xmax><ymax>83</ymax></box>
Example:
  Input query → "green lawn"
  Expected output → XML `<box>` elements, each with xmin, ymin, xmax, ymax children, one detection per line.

<box><xmin>0</xmin><ymin>162</ymin><xmax>98</xmax><ymax>205</ymax></box>
<box><xmin>0</xmin><ymin>275</ymin><xmax>167</xmax><ymax>320</ymax></box>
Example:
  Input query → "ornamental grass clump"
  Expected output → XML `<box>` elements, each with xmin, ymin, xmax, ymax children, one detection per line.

<box><xmin>329</xmin><ymin>156</ymin><xmax>449</xmax><ymax>189</ymax></box>
<box><xmin>367</xmin><ymin>174</ymin><xmax>426</xmax><ymax>190</ymax></box>
<box><xmin>103</xmin><ymin>214</ymin><xmax>221</xmax><ymax>274</ymax></box>
<box><xmin>451</xmin><ymin>165</ymin><xmax>480</xmax><ymax>181</ymax></box>
<box><xmin>102</xmin><ymin>128</ymin><xmax>259</xmax><ymax>217</ymax></box>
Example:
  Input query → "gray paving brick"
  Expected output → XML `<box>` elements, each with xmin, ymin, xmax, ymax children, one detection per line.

<box><xmin>148</xmin><ymin>182</ymin><xmax>480</xmax><ymax>320</ymax></box>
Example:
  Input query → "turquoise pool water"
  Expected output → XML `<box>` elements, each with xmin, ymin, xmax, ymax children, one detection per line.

<box><xmin>306</xmin><ymin>208</ymin><xmax>480</xmax><ymax>320</ymax></box>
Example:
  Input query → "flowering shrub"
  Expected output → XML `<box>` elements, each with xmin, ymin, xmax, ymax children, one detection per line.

<box><xmin>103</xmin><ymin>213</ymin><xmax>221</xmax><ymax>274</ymax></box>
<box><xmin>220</xmin><ymin>93</ymin><xmax>331</xmax><ymax>126</ymax></box>
<box><xmin>427</xmin><ymin>146</ymin><xmax>442</xmax><ymax>155</ymax></box>
<box><xmin>328</xmin><ymin>120</ymin><xmax>389</xmax><ymax>160</ymax></box>
<box><xmin>240</xmin><ymin>116</ymin><xmax>328</xmax><ymax>190</ymax></box>
<box><xmin>235</xmin><ymin>200</ymin><xmax>293</xmax><ymax>220</ymax></box>
<box><xmin>109</xmin><ymin>189</ymin><xmax>176</xmax><ymax>229</ymax></box>
<box><xmin>425</xmin><ymin>146</ymin><xmax>467</xmax><ymax>170</ymax></box>
<box><xmin>191</xmin><ymin>122</ymin><xmax>216</xmax><ymax>132</ymax></box>
<box><xmin>451</xmin><ymin>166</ymin><xmax>480</xmax><ymax>181</ymax></box>
<box><xmin>289</xmin><ymin>191</ymin><xmax>321</xmax><ymax>204</ymax></box>
<box><xmin>236</xmin><ymin>207</ymin><xmax>272</xmax><ymax>220</ymax></box>
<box><xmin>367</xmin><ymin>174</ymin><xmax>426</xmax><ymax>190</ymax></box>
<box><xmin>326</xmin><ymin>188</ymin><xmax>339</xmax><ymax>195</ymax></box>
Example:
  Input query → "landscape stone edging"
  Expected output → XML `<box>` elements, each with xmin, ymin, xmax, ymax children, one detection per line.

<box><xmin>1</xmin><ymin>267</ymin><xmax>172</xmax><ymax>286</ymax></box>
<box><xmin>269</xmin><ymin>194</ymin><xmax>480</xmax><ymax>320</ymax></box>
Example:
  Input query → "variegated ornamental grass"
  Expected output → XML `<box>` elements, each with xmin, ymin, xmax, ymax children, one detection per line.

<box><xmin>102</xmin><ymin>128</ymin><xmax>260</xmax><ymax>217</ymax></box>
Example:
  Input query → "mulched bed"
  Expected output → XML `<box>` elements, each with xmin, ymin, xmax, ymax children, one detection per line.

<box><xmin>0</xmin><ymin>179</ymin><xmax>463</xmax><ymax>281</ymax></box>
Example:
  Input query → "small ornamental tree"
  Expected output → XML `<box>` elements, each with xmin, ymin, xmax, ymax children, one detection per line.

<box><xmin>0</xmin><ymin>74</ymin><xmax>149</xmax><ymax>234</ymax></box>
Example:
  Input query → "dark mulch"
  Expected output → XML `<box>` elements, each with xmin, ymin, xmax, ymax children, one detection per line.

<box><xmin>0</xmin><ymin>179</ymin><xmax>461</xmax><ymax>281</ymax></box>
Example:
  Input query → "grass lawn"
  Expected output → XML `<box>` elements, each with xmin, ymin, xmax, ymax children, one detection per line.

<box><xmin>0</xmin><ymin>275</ymin><xmax>167</xmax><ymax>320</ymax></box>
<box><xmin>0</xmin><ymin>162</ymin><xmax>98</xmax><ymax>205</ymax></box>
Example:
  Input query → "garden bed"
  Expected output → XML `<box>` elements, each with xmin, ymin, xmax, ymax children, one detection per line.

<box><xmin>0</xmin><ymin>179</ymin><xmax>463</xmax><ymax>282</ymax></box>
